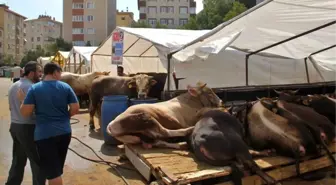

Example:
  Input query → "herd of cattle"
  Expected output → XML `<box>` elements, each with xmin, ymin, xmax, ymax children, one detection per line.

<box><xmin>60</xmin><ymin>71</ymin><xmax>336</xmax><ymax>185</ymax></box>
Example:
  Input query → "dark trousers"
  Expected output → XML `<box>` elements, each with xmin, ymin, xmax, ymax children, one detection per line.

<box><xmin>6</xmin><ymin>124</ymin><xmax>46</xmax><ymax>185</ymax></box>
<box><xmin>12</xmin><ymin>78</ymin><xmax>20</xmax><ymax>83</ymax></box>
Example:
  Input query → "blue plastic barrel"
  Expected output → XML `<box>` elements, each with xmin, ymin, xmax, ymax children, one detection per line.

<box><xmin>101</xmin><ymin>95</ymin><xmax>129</xmax><ymax>145</ymax></box>
<box><xmin>129</xmin><ymin>98</ymin><xmax>159</xmax><ymax>106</ymax></box>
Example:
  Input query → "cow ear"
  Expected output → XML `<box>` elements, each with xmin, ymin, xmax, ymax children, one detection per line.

<box><xmin>302</xmin><ymin>99</ymin><xmax>309</xmax><ymax>105</ymax></box>
<box><xmin>127</xmin><ymin>79</ymin><xmax>136</xmax><ymax>88</ymax></box>
<box><xmin>187</xmin><ymin>85</ymin><xmax>199</xmax><ymax>97</ymax></box>
<box><xmin>150</xmin><ymin>79</ymin><xmax>157</xmax><ymax>86</ymax></box>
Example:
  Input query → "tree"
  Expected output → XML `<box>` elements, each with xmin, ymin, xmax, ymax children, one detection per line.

<box><xmin>131</xmin><ymin>20</ymin><xmax>168</xmax><ymax>29</ymax></box>
<box><xmin>46</xmin><ymin>38</ymin><xmax>73</xmax><ymax>56</ymax></box>
<box><xmin>223</xmin><ymin>1</ymin><xmax>247</xmax><ymax>21</ymax></box>
<box><xmin>86</xmin><ymin>41</ymin><xmax>92</xmax><ymax>46</ymax></box>
<box><xmin>178</xmin><ymin>17</ymin><xmax>199</xmax><ymax>30</ymax></box>
<box><xmin>20</xmin><ymin>46</ymin><xmax>48</xmax><ymax>67</ymax></box>
<box><xmin>3</xmin><ymin>54</ymin><xmax>14</xmax><ymax>66</ymax></box>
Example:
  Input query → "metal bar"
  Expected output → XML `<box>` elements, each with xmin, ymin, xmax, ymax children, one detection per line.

<box><xmin>123</xmin><ymin>38</ymin><xmax>140</xmax><ymax>54</ymax></box>
<box><xmin>310</xmin><ymin>44</ymin><xmax>336</xmax><ymax>56</ymax></box>
<box><xmin>123</xmin><ymin>55</ymin><xmax>158</xmax><ymax>58</ymax></box>
<box><xmin>167</xmin><ymin>53</ymin><xmax>172</xmax><ymax>91</ymax></box>
<box><xmin>304</xmin><ymin>58</ymin><xmax>310</xmax><ymax>83</ymax></box>
<box><xmin>139</xmin><ymin>45</ymin><xmax>153</xmax><ymax>57</ymax></box>
<box><xmin>247</xmin><ymin>20</ymin><xmax>336</xmax><ymax>57</ymax></box>
<box><xmin>245</xmin><ymin>20</ymin><xmax>336</xmax><ymax>86</ymax></box>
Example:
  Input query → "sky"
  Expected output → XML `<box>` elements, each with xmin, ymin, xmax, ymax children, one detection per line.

<box><xmin>1</xmin><ymin>0</ymin><xmax>204</xmax><ymax>22</ymax></box>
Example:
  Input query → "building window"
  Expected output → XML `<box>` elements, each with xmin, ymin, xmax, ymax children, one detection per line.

<box><xmin>179</xmin><ymin>7</ymin><xmax>188</xmax><ymax>14</ymax></box>
<box><xmin>72</xmin><ymin>28</ymin><xmax>84</xmax><ymax>34</ymax></box>
<box><xmin>73</xmin><ymin>41</ymin><xmax>86</xmax><ymax>46</ymax></box>
<box><xmin>160</xmin><ymin>19</ymin><xmax>168</xmax><ymax>25</ymax></box>
<box><xmin>87</xmin><ymin>28</ymin><xmax>95</xmax><ymax>34</ymax></box>
<box><xmin>31</xmin><ymin>37</ymin><xmax>34</xmax><ymax>42</ymax></box>
<box><xmin>148</xmin><ymin>19</ymin><xmax>157</xmax><ymax>26</ymax></box>
<box><xmin>72</xmin><ymin>16</ymin><xmax>84</xmax><ymax>22</ymax></box>
<box><xmin>0</xmin><ymin>42</ymin><xmax>2</xmax><ymax>48</ymax></box>
<box><xmin>87</xmin><ymin>2</ymin><xmax>95</xmax><ymax>9</ymax></box>
<box><xmin>139</xmin><ymin>7</ymin><xmax>146</xmax><ymax>13</ymax></box>
<box><xmin>0</xmin><ymin>30</ymin><xmax>2</xmax><ymax>37</ymax></box>
<box><xmin>190</xmin><ymin>7</ymin><xmax>196</xmax><ymax>14</ymax></box>
<box><xmin>160</xmin><ymin>7</ymin><xmax>168</xmax><ymax>13</ymax></box>
<box><xmin>179</xmin><ymin>18</ymin><xmax>188</xmax><ymax>26</ymax></box>
<box><xmin>167</xmin><ymin>0</ymin><xmax>174</xmax><ymax>2</ymax></box>
<box><xmin>168</xmin><ymin>6</ymin><xmax>174</xmax><ymax>13</ymax></box>
<box><xmin>72</xmin><ymin>3</ymin><xmax>84</xmax><ymax>9</ymax></box>
<box><xmin>87</xmin><ymin>15</ymin><xmax>94</xmax><ymax>22</ymax></box>
<box><xmin>148</xmin><ymin>6</ymin><xmax>157</xmax><ymax>14</ymax></box>
<box><xmin>121</xmin><ymin>17</ymin><xmax>126</xmax><ymax>20</ymax></box>
<box><xmin>37</xmin><ymin>37</ymin><xmax>40</xmax><ymax>42</ymax></box>
<box><xmin>168</xmin><ymin>19</ymin><xmax>174</xmax><ymax>25</ymax></box>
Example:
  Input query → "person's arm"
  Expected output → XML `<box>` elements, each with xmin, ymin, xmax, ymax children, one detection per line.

<box><xmin>20</xmin><ymin>87</ymin><xmax>35</xmax><ymax>117</ymax></box>
<box><xmin>67</xmin><ymin>86</ymin><xmax>79</xmax><ymax>117</ymax></box>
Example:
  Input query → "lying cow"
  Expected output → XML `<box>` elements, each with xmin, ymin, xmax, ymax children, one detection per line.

<box><xmin>89</xmin><ymin>74</ymin><xmax>157</xmax><ymax>130</ymax></box>
<box><xmin>246</xmin><ymin>98</ymin><xmax>318</xmax><ymax>177</ymax></box>
<box><xmin>187</xmin><ymin>107</ymin><xmax>280</xmax><ymax>185</ymax></box>
<box><xmin>61</xmin><ymin>71</ymin><xmax>111</xmax><ymax>107</ymax></box>
<box><xmin>106</xmin><ymin>82</ymin><xmax>223</xmax><ymax>149</ymax></box>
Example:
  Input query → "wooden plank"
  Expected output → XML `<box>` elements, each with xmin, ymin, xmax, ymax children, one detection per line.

<box><xmin>125</xmin><ymin>145</ymin><xmax>152</xmax><ymax>181</ymax></box>
<box><xmin>217</xmin><ymin>154</ymin><xmax>336</xmax><ymax>185</ymax></box>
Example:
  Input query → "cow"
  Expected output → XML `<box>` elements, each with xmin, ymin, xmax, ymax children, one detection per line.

<box><xmin>246</xmin><ymin>98</ymin><xmax>318</xmax><ymax>177</ymax></box>
<box><xmin>300</xmin><ymin>94</ymin><xmax>336</xmax><ymax>124</ymax></box>
<box><xmin>89</xmin><ymin>74</ymin><xmax>158</xmax><ymax>130</ymax></box>
<box><xmin>60</xmin><ymin>71</ymin><xmax>111</xmax><ymax>107</ymax></box>
<box><xmin>106</xmin><ymin>82</ymin><xmax>223</xmax><ymax>149</ymax></box>
<box><xmin>187</xmin><ymin>107</ymin><xmax>280</xmax><ymax>185</ymax></box>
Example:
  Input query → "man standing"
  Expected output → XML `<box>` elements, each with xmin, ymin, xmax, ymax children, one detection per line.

<box><xmin>11</xmin><ymin>63</ymin><xmax>23</xmax><ymax>83</ymax></box>
<box><xmin>117</xmin><ymin>66</ymin><xmax>127</xmax><ymax>76</ymax></box>
<box><xmin>6</xmin><ymin>61</ymin><xmax>45</xmax><ymax>185</ymax></box>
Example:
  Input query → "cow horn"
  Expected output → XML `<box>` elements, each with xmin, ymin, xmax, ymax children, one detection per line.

<box><xmin>290</xmin><ymin>89</ymin><xmax>299</xmax><ymax>94</ymax></box>
<box><xmin>273</xmin><ymin>89</ymin><xmax>282</xmax><ymax>94</ymax></box>
<box><xmin>256</xmin><ymin>96</ymin><xmax>261</xmax><ymax>100</ymax></box>
<box><xmin>201</xmin><ymin>83</ymin><xmax>207</xmax><ymax>89</ymax></box>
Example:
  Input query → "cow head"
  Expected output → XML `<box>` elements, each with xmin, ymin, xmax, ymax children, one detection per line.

<box><xmin>274</xmin><ymin>89</ymin><xmax>300</xmax><ymax>103</ymax></box>
<box><xmin>127</xmin><ymin>74</ymin><xmax>157</xmax><ymax>99</ymax></box>
<box><xmin>259</xmin><ymin>97</ymin><xmax>278</xmax><ymax>113</ymax></box>
<box><xmin>187</xmin><ymin>82</ymin><xmax>223</xmax><ymax>108</ymax></box>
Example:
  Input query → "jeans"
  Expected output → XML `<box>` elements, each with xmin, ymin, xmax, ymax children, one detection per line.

<box><xmin>6</xmin><ymin>124</ymin><xmax>46</xmax><ymax>185</ymax></box>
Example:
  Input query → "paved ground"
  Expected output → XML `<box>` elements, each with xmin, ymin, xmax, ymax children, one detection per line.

<box><xmin>0</xmin><ymin>77</ymin><xmax>334</xmax><ymax>185</ymax></box>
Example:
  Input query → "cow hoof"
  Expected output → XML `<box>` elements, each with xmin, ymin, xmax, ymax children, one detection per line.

<box><xmin>89</xmin><ymin>125</ymin><xmax>95</xmax><ymax>131</ymax></box>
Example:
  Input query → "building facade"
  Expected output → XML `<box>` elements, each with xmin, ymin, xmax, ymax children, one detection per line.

<box><xmin>63</xmin><ymin>0</ymin><xmax>116</xmax><ymax>46</ymax></box>
<box><xmin>24</xmin><ymin>15</ymin><xmax>63</xmax><ymax>51</ymax></box>
<box><xmin>138</xmin><ymin>0</ymin><xmax>196</xmax><ymax>28</ymax></box>
<box><xmin>0</xmin><ymin>4</ymin><xmax>26</xmax><ymax>64</ymax></box>
<box><xmin>116</xmin><ymin>10</ymin><xmax>134</xmax><ymax>27</ymax></box>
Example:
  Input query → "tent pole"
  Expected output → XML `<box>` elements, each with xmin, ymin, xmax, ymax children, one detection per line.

<box><xmin>244</xmin><ymin>20</ymin><xmax>336</xmax><ymax>86</ymax></box>
<box><xmin>310</xmin><ymin>44</ymin><xmax>336</xmax><ymax>56</ymax></box>
<box><xmin>167</xmin><ymin>53</ymin><xmax>172</xmax><ymax>92</ymax></box>
<box><xmin>304</xmin><ymin>58</ymin><xmax>310</xmax><ymax>83</ymax></box>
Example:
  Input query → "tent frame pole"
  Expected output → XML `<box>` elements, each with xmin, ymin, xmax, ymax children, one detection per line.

<box><xmin>304</xmin><ymin>44</ymin><xmax>336</xmax><ymax>84</ymax></box>
<box><xmin>245</xmin><ymin>20</ymin><xmax>336</xmax><ymax>86</ymax></box>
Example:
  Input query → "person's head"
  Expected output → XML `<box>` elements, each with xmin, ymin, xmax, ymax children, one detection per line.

<box><xmin>43</xmin><ymin>62</ymin><xmax>62</xmax><ymax>80</ymax></box>
<box><xmin>23</xmin><ymin>61</ymin><xmax>43</xmax><ymax>83</ymax></box>
<box><xmin>14</xmin><ymin>63</ymin><xmax>17</xmax><ymax>67</ymax></box>
<box><xmin>117</xmin><ymin>66</ymin><xmax>124</xmax><ymax>76</ymax></box>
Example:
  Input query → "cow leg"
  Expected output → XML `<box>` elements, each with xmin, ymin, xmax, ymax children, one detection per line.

<box><xmin>151</xmin><ymin>140</ymin><xmax>188</xmax><ymax>150</ymax></box>
<box><xmin>249</xmin><ymin>149</ymin><xmax>276</xmax><ymax>158</ymax></box>
<box><xmin>89</xmin><ymin>94</ymin><xmax>100</xmax><ymax>131</ymax></box>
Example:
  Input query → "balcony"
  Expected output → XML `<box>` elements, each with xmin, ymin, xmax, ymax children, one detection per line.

<box><xmin>139</xmin><ymin>13</ymin><xmax>147</xmax><ymax>20</ymax></box>
<box><xmin>138</xmin><ymin>0</ymin><xmax>146</xmax><ymax>9</ymax></box>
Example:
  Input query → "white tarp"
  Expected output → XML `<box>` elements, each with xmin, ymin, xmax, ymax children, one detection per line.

<box><xmin>37</xmin><ymin>56</ymin><xmax>53</xmax><ymax>67</ymax></box>
<box><xmin>69</xmin><ymin>46</ymin><xmax>98</xmax><ymax>66</ymax></box>
<box><xmin>59</xmin><ymin>51</ymin><xmax>70</xmax><ymax>59</ymax></box>
<box><xmin>173</xmin><ymin>0</ymin><xmax>336</xmax><ymax>89</ymax></box>
<box><xmin>91</xmin><ymin>27</ymin><xmax>210</xmax><ymax>90</ymax></box>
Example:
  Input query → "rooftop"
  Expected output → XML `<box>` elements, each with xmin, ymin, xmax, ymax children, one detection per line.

<box><xmin>0</xmin><ymin>4</ymin><xmax>27</xmax><ymax>19</ymax></box>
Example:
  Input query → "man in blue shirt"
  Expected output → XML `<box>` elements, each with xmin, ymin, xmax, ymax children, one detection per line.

<box><xmin>19</xmin><ymin>62</ymin><xmax>79</xmax><ymax>185</ymax></box>
<box><xmin>6</xmin><ymin>61</ymin><xmax>45</xmax><ymax>185</ymax></box>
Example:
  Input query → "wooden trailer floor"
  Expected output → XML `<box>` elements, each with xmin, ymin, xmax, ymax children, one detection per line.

<box><xmin>125</xmin><ymin>143</ymin><xmax>336</xmax><ymax>185</ymax></box>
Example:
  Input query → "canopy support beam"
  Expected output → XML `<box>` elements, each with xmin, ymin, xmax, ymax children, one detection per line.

<box><xmin>123</xmin><ymin>38</ymin><xmax>141</xmax><ymax>55</ymax></box>
<box><xmin>139</xmin><ymin>45</ymin><xmax>154</xmax><ymax>57</ymax></box>
<box><xmin>245</xmin><ymin>20</ymin><xmax>336</xmax><ymax>86</ymax></box>
<box><xmin>304</xmin><ymin>58</ymin><xmax>310</xmax><ymax>83</ymax></box>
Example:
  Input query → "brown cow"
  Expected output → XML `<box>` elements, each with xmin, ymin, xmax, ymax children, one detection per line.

<box><xmin>106</xmin><ymin>82</ymin><xmax>223</xmax><ymax>150</ymax></box>
<box><xmin>60</xmin><ymin>71</ymin><xmax>111</xmax><ymax>95</ymax></box>
<box><xmin>89</xmin><ymin>74</ymin><xmax>157</xmax><ymax>130</ymax></box>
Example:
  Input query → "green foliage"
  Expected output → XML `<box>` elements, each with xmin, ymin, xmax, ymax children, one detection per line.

<box><xmin>3</xmin><ymin>54</ymin><xmax>14</xmax><ymax>66</ymax></box>
<box><xmin>46</xmin><ymin>38</ymin><xmax>72</xmax><ymax>56</ymax></box>
<box><xmin>85</xmin><ymin>41</ymin><xmax>92</xmax><ymax>46</ymax></box>
<box><xmin>180</xmin><ymin>0</ymin><xmax>247</xmax><ymax>30</ymax></box>
<box><xmin>223</xmin><ymin>1</ymin><xmax>247</xmax><ymax>21</ymax></box>
<box><xmin>20</xmin><ymin>46</ymin><xmax>48</xmax><ymax>67</ymax></box>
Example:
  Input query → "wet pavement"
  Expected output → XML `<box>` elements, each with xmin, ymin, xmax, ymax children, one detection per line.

<box><xmin>0</xmin><ymin>77</ymin><xmax>334</xmax><ymax>185</ymax></box>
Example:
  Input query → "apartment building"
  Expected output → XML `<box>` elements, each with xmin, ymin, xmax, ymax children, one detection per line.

<box><xmin>0</xmin><ymin>4</ymin><xmax>26</xmax><ymax>64</ymax></box>
<box><xmin>116</xmin><ymin>10</ymin><xmax>134</xmax><ymax>27</ymax></box>
<box><xmin>25</xmin><ymin>15</ymin><xmax>63</xmax><ymax>51</ymax></box>
<box><xmin>63</xmin><ymin>0</ymin><xmax>116</xmax><ymax>46</ymax></box>
<box><xmin>138</xmin><ymin>0</ymin><xmax>196</xmax><ymax>28</ymax></box>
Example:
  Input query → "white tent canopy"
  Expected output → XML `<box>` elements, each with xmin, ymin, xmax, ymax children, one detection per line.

<box><xmin>172</xmin><ymin>0</ymin><xmax>336</xmax><ymax>90</ymax></box>
<box><xmin>69</xmin><ymin>46</ymin><xmax>97</xmax><ymax>73</ymax></box>
<box><xmin>91</xmin><ymin>27</ymin><xmax>210</xmax><ymax>90</ymax></box>
<box><xmin>59</xmin><ymin>51</ymin><xmax>70</xmax><ymax>59</ymax></box>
